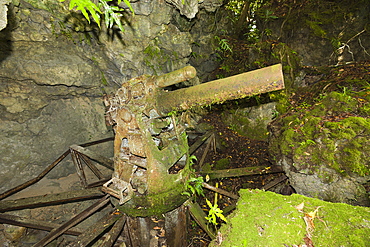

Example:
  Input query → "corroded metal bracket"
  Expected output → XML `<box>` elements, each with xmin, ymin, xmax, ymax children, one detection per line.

<box><xmin>102</xmin><ymin>177</ymin><xmax>133</xmax><ymax>205</ymax></box>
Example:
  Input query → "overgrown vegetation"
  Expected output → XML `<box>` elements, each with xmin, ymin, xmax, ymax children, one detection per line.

<box><xmin>269</xmin><ymin>63</ymin><xmax>370</xmax><ymax>178</ymax></box>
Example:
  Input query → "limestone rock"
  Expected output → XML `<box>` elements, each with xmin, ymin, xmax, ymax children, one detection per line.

<box><xmin>222</xmin><ymin>102</ymin><xmax>277</xmax><ymax>141</ymax></box>
<box><xmin>200</xmin><ymin>0</ymin><xmax>223</xmax><ymax>12</ymax></box>
<box><xmin>0</xmin><ymin>95</ymin><xmax>113</xmax><ymax>190</ymax></box>
<box><xmin>0</xmin><ymin>0</ymin><xmax>11</xmax><ymax>31</ymax></box>
<box><xmin>1</xmin><ymin>42</ymin><xmax>103</xmax><ymax>87</ymax></box>
<box><xmin>166</xmin><ymin>0</ymin><xmax>198</xmax><ymax>19</ymax></box>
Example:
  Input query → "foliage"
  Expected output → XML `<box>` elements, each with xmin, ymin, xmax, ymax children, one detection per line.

<box><xmin>205</xmin><ymin>183</ymin><xmax>227</xmax><ymax>225</ymax></box>
<box><xmin>183</xmin><ymin>155</ymin><xmax>205</xmax><ymax>197</ymax></box>
<box><xmin>60</xmin><ymin>0</ymin><xmax>134</xmax><ymax>32</ymax></box>
<box><xmin>266</xmin><ymin>0</ymin><xmax>368</xmax><ymax>63</ymax></box>
<box><xmin>61</xmin><ymin>0</ymin><xmax>101</xmax><ymax>27</ymax></box>
<box><xmin>225</xmin><ymin>0</ymin><xmax>277</xmax><ymax>43</ymax></box>
<box><xmin>183</xmin><ymin>176</ymin><xmax>204</xmax><ymax>197</ymax></box>
<box><xmin>99</xmin><ymin>0</ymin><xmax>125</xmax><ymax>31</ymax></box>
<box><xmin>214</xmin><ymin>36</ymin><xmax>233</xmax><ymax>53</ymax></box>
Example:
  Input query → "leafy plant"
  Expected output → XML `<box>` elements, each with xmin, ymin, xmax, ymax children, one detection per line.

<box><xmin>183</xmin><ymin>176</ymin><xmax>204</xmax><ymax>197</ymax></box>
<box><xmin>215</xmin><ymin>36</ymin><xmax>233</xmax><ymax>53</ymax></box>
<box><xmin>61</xmin><ymin>0</ymin><xmax>101</xmax><ymax>27</ymax></box>
<box><xmin>205</xmin><ymin>183</ymin><xmax>227</xmax><ymax>225</ymax></box>
<box><xmin>99</xmin><ymin>0</ymin><xmax>126</xmax><ymax>31</ymax></box>
<box><xmin>182</xmin><ymin>155</ymin><xmax>205</xmax><ymax>197</ymax></box>
<box><xmin>260</xmin><ymin>9</ymin><xmax>278</xmax><ymax>21</ymax></box>
<box><xmin>60</xmin><ymin>0</ymin><xmax>134</xmax><ymax>32</ymax></box>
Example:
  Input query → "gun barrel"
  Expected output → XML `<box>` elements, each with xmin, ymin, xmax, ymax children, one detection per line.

<box><xmin>156</xmin><ymin>64</ymin><xmax>284</xmax><ymax>115</ymax></box>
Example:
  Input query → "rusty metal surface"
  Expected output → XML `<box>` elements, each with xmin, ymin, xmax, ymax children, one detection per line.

<box><xmin>156</xmin><ymin>64</ymin><xmax>285</xmax><ymax>114</ymax></box>
<box><xmin>103</xmin><ymin>70</ymin><xmax>192</xmax><ymax>207</ymax></box>
<box><xmin>199</xmin><ymin>166</ymin><xmax>284</xmax><ymax>180</ymax></box>
<box><xmin>0</xmin><ymin>213</ymin><xmax>83</xmax><ymax>236</ymax></box>
<box><xmin>0</xmin><ymin>188</ymin><xmax>104</xmax><ymax>212</ymax></box>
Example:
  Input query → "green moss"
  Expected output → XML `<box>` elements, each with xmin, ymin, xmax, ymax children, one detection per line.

<box><xmin>117</xmin><ymin>179</ymin><xmax>189</xmax><ymax>217</ymax></box>
<box><xmin>215</xmin><ymin>158</ymin><xmax>231</xmax><ymax>170</ymax></box>
<box><xmin>269</xmin><ymin>89</ymin><xmax>370</xmax><ymax>177</ymax></box>
<box><xmin>23</xmin><ymin>0</ymin><xmax>66</xmax><ymax>14</ymax></box>
<box><xmin>210</xmin><ymin>190</ymin><xmax>370</xmax><ymax>247</ymax></box>
<box><xmin>359</xmin><ymin>102</ymin><xmax>370</xmax><ymax>116</ymax></box>
<box><xmin>279</xmin><ymin>128</ymin><xmax>295</xmax><ymax>155</ymax></box>
<box><xmin>222</xmin><ymin>110</ymin><xmax>271</xmax><ymax>141</ymax></box>
<box><xmin>321</xmin><ymin>91</ymin><xmax>358</xmax><ymax>113</ymax></box>
<box><xmin>269</xmin><ymin>91</ymin><xmax>290</xmax><ymax>115</ymax></box>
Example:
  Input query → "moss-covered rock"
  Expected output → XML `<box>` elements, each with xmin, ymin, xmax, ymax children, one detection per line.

<box><xmin>222</xmin><ymin>102</ymin><xmax>277</xmax><ymax>141</ymax></box>
<box><xmin>209</xmin><ymin>189</ymin><xmax>370</xmax><ymax>247</ymax></box>
<box><xmin>269</xmin><ymin>87</ymin><xmax>370</xmax><ymax>206</ymax></box>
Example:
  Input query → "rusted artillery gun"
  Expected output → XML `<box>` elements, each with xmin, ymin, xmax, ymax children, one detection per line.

<box><xmin>103</xmin><ymin>64</ymin><xmax>284</xmax><ymax>217</ymax></box>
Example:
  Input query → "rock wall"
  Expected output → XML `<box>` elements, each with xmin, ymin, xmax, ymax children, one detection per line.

<box><xmin>0</xmin><ymin>0</ymin><xmax>226</xmax><ymax>191</ymax></box>
<box><xmin>264</xmin><ymin>0</ymin><xmax>370</xmax><ymax>66</ymax></box>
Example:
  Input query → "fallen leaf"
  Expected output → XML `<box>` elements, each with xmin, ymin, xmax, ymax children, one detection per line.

<box><xmin>294</xmin><ymin>202</ymin><xmax>305</xmax><ymax>212</ymax></box>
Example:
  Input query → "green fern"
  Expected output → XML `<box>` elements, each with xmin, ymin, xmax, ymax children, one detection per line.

<box><xmin>61</xmin><ymin>0</ymin><xmax>134</xmax><ymax>32</ymax></box>
<box><xmin>61</xmin><ymin>0</ymin><xmax>102</xmax><ymax>28</ymax></box>
<box><xmin>99</xmin><ymin>0</ymin><xmax>124</xmax><ymax>31</ymax></box>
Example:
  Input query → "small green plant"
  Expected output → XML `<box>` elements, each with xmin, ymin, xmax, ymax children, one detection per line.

<box><xmin>167</xmin><ymin>110</ymin><xmax>178</xmax><ymax>117</ymax></box>
<box><xmin>99</xmin><ymin>0</ymin><xmax>127</xmax><ymax>31</ymax></box>
<box><xmin>215</xmin><ymin>36</ymin><xmax>233</xmax><ymax>53</ymax></box>
<box><xmin>228</xmin><ymin>124</ymin><xmax>238</xmax><ymax>132</ymax></box>
<box><xmin>299</xmin><ymin>139</ymin><xmax>316</xmax><ymax>147</ymax></box>
<box><xmin>60</xmin><ymin>0</ymin><xmax>134</xmax><ymax>32</ymax></box>
<box><xmin>182</xmin><ymin>155</ymin><xmax>205</xmax><ymax>197</ymax></box>
<box><xmin>220</xmin><ymin>64</ymin><xmax>231</xmax><ymax>73</ymax></box>
<box><xmin>216</xmin><ymin>74</ymin><xmax>225</xmax><ymax>79</ymax></box>
<box><xmin>260</xmin><ymin>9</ymin><xmax>278</xmax><ymax>21</ymax></box>
<box><xmin>189</xmin><ymin>154</ymin><xmax>197</xmax><ymax>166</ymax></box>
<box><xmin>272</xmin><ymin>109</ymin><xmax>280</xmax><ymax>119</ymax></box>
<box><xmin>183</xmin><ymin>176</ymin><xmax>204</xmax><ymax>197</ymax></box>
<box><xmin>299</xmin><ymin>102</ymin><xmax>312</xmax><ymax>109</ymax></box>
<box><xmin>205</xmin><ymin>183</ymin><xmax>227</xmax><ymax>225</ymax></box>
